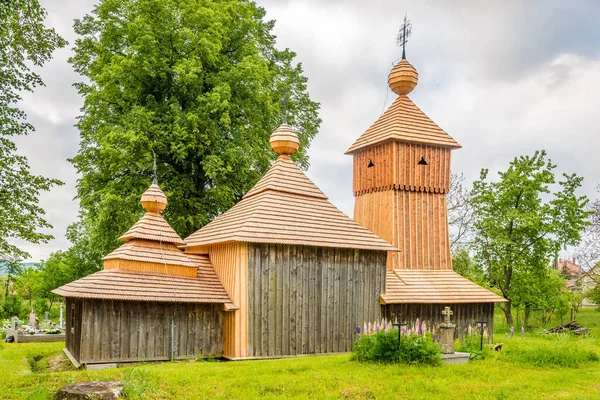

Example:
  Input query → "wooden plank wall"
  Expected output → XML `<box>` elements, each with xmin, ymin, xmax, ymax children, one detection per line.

<box><xmin>76</xmin><ymin>300</ymin><xmax>224</xmax><ymax>364</ymax></box>
<box><xmin>354</xmin><ymin>190</ymin><xmax>451</xmax><ymax>270</ymax></box>
<box><xmin>65</xmin><ymin>298</ymin><xmax>82</xmax><ymax>362</ymax></box>
<box><xmin>189</xmin><ymin>242</ymin><xmax>248</xmax><ymax>359</ymax></box>
<box><xmin>353</xmin><ymin>142</ymin><xmax>451</xmax><ymax>195</ymax></box>
<box><xmin>247</xmin><ymin>244</ymin><xmax>387</xmax><ymax>357</ymax></box>
<box><xmin>383</xmin><ymin>302</ymin><xmax>495</xmax><ymax>342</ymax></box>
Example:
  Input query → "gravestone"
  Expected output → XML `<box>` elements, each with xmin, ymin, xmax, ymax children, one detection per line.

<box><xmin>28</xmin><ymin>309</ymin><xmax>37</xmax><ymax>327</ymax></box>
<box><xmin>438</xmin><ymin>306</ymin><xmax>456</xmax><ymax>354</ymax></box>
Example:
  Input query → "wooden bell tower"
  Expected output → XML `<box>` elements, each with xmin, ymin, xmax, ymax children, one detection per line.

<box><xmin>346</xmin><ymin>54</ymin><xmax>461</xmax><ymax>271</ymax></box>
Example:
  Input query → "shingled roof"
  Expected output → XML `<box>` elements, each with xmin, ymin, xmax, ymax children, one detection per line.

<box><xmin>346</xmin><ymin>95</ymin><xmax>461</xmax><ymax>154</ymax></box>
<box><xmin>52</xmin><ymin>259</ymin><xmax>232</xmax><ymax>304</ymax></box>
<box><xmin>381</xmin><ymin>269</ymin><xmax>506</xmax><ymax>304</ymax></box>
<box><xmin>184</xmin><ymin>126</ymin><xmax>397</xmax><ymax>252</ymax></box>
<box><xmin>53</xmin><ymin>182</ymin><xmax>232</xmax><ymax>305</ymax></box>
<box><xmin>346</xmin><ymin>58</ymin><xmax>460</xmax><ymax>154</ymax></box>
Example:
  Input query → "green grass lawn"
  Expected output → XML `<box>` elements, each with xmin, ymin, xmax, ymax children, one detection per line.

<box><xmin>2</xmin><ymin>308</ymin><xmax>600</xmax><ymax>400</ymax></box>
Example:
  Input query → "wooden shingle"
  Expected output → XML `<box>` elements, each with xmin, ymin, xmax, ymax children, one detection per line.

<box><xmin>184</xmin><ymin>155</ymin><xmax>397</xmax><ymax>251</ymax></box>
<box><xmin>345</xmin><ymin>95</ymin><xmax>461</xmax><ymax>154</ymax></box>
<box><xmin>381</xmin><ymin>269</ymin><xmax>507</xmax><ymax>304</ymax></box>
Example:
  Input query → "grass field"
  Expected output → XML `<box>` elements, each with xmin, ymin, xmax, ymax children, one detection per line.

<box><xmin>1</xmin><ymin>308</ymin><xmax>600</xmax><ymax>400</ymax></box>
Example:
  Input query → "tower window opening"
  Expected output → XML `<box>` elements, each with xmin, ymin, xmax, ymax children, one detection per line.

<box><xmin>368</xmin><ymin>160</ymin><xmax>374</xmax><ymax>168</ymax></box>
<box><xmin>418</xmin><ymin>156</ymin><xmax>427</xmax><ymax>165</ymax></box>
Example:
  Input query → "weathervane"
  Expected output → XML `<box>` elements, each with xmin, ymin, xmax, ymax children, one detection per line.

<box><xmin>396</xmin><ymin>12</ymin><xmax>412</xmax><ymax>59</ymax></box>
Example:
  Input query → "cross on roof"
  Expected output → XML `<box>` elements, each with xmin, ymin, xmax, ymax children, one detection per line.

<box><xmin>442</xmin><ymin>306</ymin><xmax>453</xmax><ymax>323</ymax></box>
<box><xmin>396</xmin><ymin>13</ymin><xmax>412</xmax><ymax>59</ymax></box>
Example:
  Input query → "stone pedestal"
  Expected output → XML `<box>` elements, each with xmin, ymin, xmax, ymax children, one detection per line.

<box><xmin>438</xmin><ymin>322</ymin><xmax>456</xmax><ymax>354</ymax></box>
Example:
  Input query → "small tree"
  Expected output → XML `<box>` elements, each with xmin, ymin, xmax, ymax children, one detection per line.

<box><xmin>471</xmin><ymin>150</ymin><xmax>590</xmax><ymax>324</ymax></box>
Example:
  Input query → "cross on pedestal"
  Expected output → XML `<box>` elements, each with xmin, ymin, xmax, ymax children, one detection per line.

<box><xmin>442</xmin><ymin>306</ymin><xmax>453</xmax><ymax>324</ymax></box>
<box><xmin>476</xmin><ymin>311</ymin><xmax>488</xmax><ymax>351</ymax></box>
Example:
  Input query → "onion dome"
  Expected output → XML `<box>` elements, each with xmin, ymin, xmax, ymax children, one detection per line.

<box><xmin>270</xmin><ymin>123</ymin><xmax>300</xmax><ymax>155</ymax></box>
<box><xmin>140</xmin><ymin>183</ymin><xmax>168</xmax><ymax>213</ymax></box>
<box><xmin>388</xmin><ymin>59</ymin><xmax>419</xmax><ymax>96</ymax></box>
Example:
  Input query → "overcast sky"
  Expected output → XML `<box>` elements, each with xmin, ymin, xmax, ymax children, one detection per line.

<box><xmin>11</xmin><ymin>0</ymin><xmax>600</xmax><ymax>261</ymax></box>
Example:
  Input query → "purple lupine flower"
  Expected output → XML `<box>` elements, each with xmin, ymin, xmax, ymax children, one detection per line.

<box><xmin>421</xmin><ymin>321</ymin><xmax>427</xmax><ymax>337</ymax></box>
<box><xmin>381</xmin><ymin>319</ymin><xmax>386</xmax><ymax>331</ymax></box>
<box><xmin>368</xmin><ymin>322</ymin><xmax>372</xmax><ymax>335</ymax></box>
<box><xmin>375</xmin><ymin>322</ymin><xmax>380</xmax><ymax>333</ymax></box>
<box><xmin>432</xmin><ymin>333</ymin><xmax>437</xmax><ymax>342</ymax></box>
<box><xmin>521</xmin><ymin>326</ymin><xmax>525</xmax><ymax>339</ymax></box>
<box><xmin>363</xmin><ymin>323</ymin><xmax>367</xmax><ymax>336</ymax></box>
<box><xmin>415</xmin><ymin>318</ymin><xmax>420</xmax><ymax>333</ymax></box>
<box><xmin>510</xmin><ymin>326</ymin><xmax>515</xmax><ymax>339</ymax></box>
<box><xmin>468</xmin><ymin>324</ymin><xmax>472</xmax><ymax>336</ymax></box>
<box><xmin>357</xmin><ymin>326</ymin><xmax>361</xmax><ymax>336</ymax></box>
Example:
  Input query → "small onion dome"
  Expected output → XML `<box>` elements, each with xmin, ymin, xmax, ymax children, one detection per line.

<box><xmin>270</xmin><ymin>123</ymin><xmax>300</xmax><ymax>155</ymax></box>
<box><xmin>388</xmin><ymin>58</ymin><xmax>419</xmax><ymax>95</ymax></box>
<box><xmin>140</xmin><ymin>183</ymin><xmax>168</xmax><ymax>213</ymax></box>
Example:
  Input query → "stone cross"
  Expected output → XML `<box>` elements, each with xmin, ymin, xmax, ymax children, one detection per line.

<box><xmin>11</xmin><ymin>316</ymin><xmax>17</xmax><ymax>330</ymax></box>
<box><xmin>442</xmin><ymin>306</ymin><xmax>453</xmax><ymax>324</ymax></box>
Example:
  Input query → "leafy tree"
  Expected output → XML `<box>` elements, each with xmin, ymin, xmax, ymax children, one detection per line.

<box><xmin>471</xmin><ymin>150</ymin><xmax>590</xmax><ymax>324</ymax></box>
<box><xmin>452</xmin><ymin>247</ymin><xmax>488</xmax><ymax>287</ymax></box>
<box><xmin>0</xmin><ymin>0</ymin><xmax>67</xmax><ymax>260</ymax></box>
<box><xmin>68</xmin><ymin>0</ymin><xmax>321</xmax><ymax>258</ymax></box>
<box><xmin>1</xmin><ymin>259</ymin><xmax>23</xmax><ymax>300</ymax></box>
<box><xmin>14</xmin><ymin>266</ymin><xmax>43</xmax><ymax>308</ymax></box>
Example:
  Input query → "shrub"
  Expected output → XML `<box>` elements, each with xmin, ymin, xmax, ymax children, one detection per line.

<box><xmin>351</xmin><ymin>330</ymin><xmax>441</xmax><ymax>366</ymax></box>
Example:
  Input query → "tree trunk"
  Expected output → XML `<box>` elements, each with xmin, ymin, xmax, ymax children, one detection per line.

<box><xmin>503</xmin><ymin>301</ymin><xmax>514</xmax><ymax>324</ymax></box>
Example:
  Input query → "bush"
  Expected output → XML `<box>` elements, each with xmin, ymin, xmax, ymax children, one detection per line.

<box><xmin>351</xmin><ymin>330</ymin><xmax>441</xmax><ymax>366</ymax></box>
<box><xmin>2</xmin><ymin>296</ymin><xmax>22</xmax><ymax>319</ymax></box>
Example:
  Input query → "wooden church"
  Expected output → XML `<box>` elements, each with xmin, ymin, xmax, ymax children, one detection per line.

<box><xmin>54</xmin><ymin>124</ymin><xmax>396</xmax><ymax>364</ymax></box>
<box><xmin>53</xmin><ymin>35</ymin><xmax>505</xmax><ymax>366</ymax></box>
<box><xmin>347</xmin><ymin>47</ymin><xmax>506</xmax><ymax>334</ymax></box>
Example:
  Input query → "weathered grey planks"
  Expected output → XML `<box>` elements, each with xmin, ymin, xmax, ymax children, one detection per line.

<box><xmin>67</xmin><ymin>299</ymin><xmax>225</xmax><ymax>364</ymax></box>
<box><xmin>383</xmin><ymin>302</ymin><xmax>495</xmax><ymax>342</ymax></box>
<box><xmin>247</xmin><ymin>244</ymin><xmax>387</xmax><ymax>357</ymax></box>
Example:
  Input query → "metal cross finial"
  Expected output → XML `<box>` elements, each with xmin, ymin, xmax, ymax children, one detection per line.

<box><xmin>152</xmin><ymin>151</ymin><xmax>157</xmax><ymax>184</ymax></box>
<box><xmin>281</xmin><ymin>87</ymin><xmax>288</xmax><ymax>124</ymax></box>
<box><xmin>442</xmin><ymin>306</ymin><xmax>453</xmax><ymax>324</ymax></box>
<box><xmin>396</xmin><ymin>12</ymin><xmax>412</xmax><ymax>59</ymax></box>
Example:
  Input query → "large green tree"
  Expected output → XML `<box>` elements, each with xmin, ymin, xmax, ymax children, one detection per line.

<box><xmin>471</xmin><ymin>150</ymin><xmax>590</xmax><ymax>324</ymax></box>
<box><xmin>0</xmin><ymin>0</ymin><xmax>66</xmax><ymax>261</ymax></box>
<box><xmin>69</xmin><ymin>0</ymin><xmax>321</xmax><ymax>257</ymax></box>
